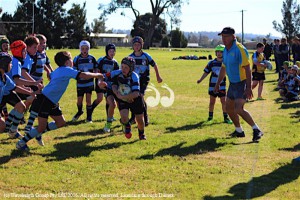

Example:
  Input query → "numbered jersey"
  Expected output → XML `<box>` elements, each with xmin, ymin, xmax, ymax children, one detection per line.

<box><xmin>73</xmin><ymin>54</ymin><xmax>97</xmax><ymax>88</ymax></box>
<box><xmin>129</xmin><ymin>51</ymin><xmax>156</xmax><ymax>81</ymax></box>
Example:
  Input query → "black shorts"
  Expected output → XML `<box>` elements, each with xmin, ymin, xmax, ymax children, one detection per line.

<box><xmin>35</xmin><ymin>94</ymin><xmax>62</xmax><ymax>118</ymax></box>
<box><xmin>105</xmin><ymin>89</ymin><xmax>114</xmax><ymax>98</ymax></box>
<box><xmin>140</xmin><ymin>81</ymin><xmax>149</xmax><ymax>95</ymax></box>
<box><xmin>29</xmin><ymin>94</ymin><xmax>43</xmax><ymax>112</ymax></box>
<box><xmin>252</xmin><ymin>72</ymin><xmax>265</xmax><ymax>81</ymax></box>
<box><xmin>209</xmin><ymin>90</ymin><xmax>226</xmax><ymax>98</ymax></box>
<box><xmin>0</xmin><ymin>91</ymin><xmax>22</xmax><ymax>109</ymax></box>
<box><xmin>17</xmin><ymin>93</ymin><xmax>30</xmax><ymax>101</ymax></box>
<box><xmin>117</xmin><ymin>96</ymin><xmax>145</xmax><ymax>115</ymax></box>
<box><xmin>77</xmin><ymin>85</ymin><xmax>94</xmax><ymax>97</ymax></box>
<box><xmin>227</xmin><ymin>80</ymin><xmax>247</xmax><ymax>100</ymax></box>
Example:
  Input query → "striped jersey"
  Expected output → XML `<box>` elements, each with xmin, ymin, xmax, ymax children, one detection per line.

<box><xmin>97</xmin><ymin>56</ymin><xmax>119</xmax><ymax>89</ymax></box>
<box><xmin>30</xmin><ymin>51</ymin><xmax>50</xmax><ymax>81</ymax></box>
<box><xmin>204</xmin><ymin>59</ymin><xmax>226</xmax><ymax>91</ymax></box>
<box><xmin>128</xmin><ymin>51</ymin><xmax>156</xmax><ymax>81</ymax></box>
<box><xmin>73</xmin><ymin>54</ymin><xmax>97</xmax><ymax>88</ymax></box>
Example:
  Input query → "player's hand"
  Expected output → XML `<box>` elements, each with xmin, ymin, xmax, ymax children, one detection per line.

<box><xmin>244</xmin><ymin>87</ymin><xmax>253</xmax><ymax>100</ymax></box>
<box><xmin>197</xmin><ymin>79</ymin><xmax>201</xmax><ymax>84</ymax></box>
<box><xmin>98</xmin><ymin>81</ymin><xmax>107</xmax><ymax>89</ymax></box>
<box><xmin>157</xmin><ymin>76</ymin><xmax>163</xmax><ymax>83</ymax></box>
<box><xmin>213</xmin><ymin>85</ymin><xmax>220</xmax><ymax>93</ymax></box>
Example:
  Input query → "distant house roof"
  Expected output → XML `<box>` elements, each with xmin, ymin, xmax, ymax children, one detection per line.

<box><xmin>187</xmin><ymin>43</ymin><xmax>200</xmax><ymax>48</ymax></box>
<box><xmin>90</xmin><ymin>33</ymin><xmax>128</xmax><ymax>38</ymax></box>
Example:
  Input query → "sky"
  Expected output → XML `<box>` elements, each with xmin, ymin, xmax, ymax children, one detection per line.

<box><xmin>0</xmin><ymin>0</ymin><xmax>293</xmax><ymax>37</ymax></box>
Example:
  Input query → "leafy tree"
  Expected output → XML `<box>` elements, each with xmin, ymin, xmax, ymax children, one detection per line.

<box><xmin>130</xmin><ymin>13</ymin><xmax>167</xmax><ymax>46</ymax></box>
<box><xmin>273</xmin><ymin>0</ymin><xmax>300</xmax><ymax>42</ymax></box>
<box><xmin>35</xmin><ymin>0</ymin><xmax>68</xmax><ymax>48</ymax></box>
<box><xmin>161</xmin><ymin>36</ymin><xmax>169</xmax><ymax>47</ymax></box>
<box><xmin>99</xmin><ymin>0</ymin><xmax>188</xmax><ymax>49</ymax></box>
<box><xmin>170</xmin><ymin>28</ymin><xmax>187</xmax><ymax>48</ymax></box>
<box><xmin>91</xmin><ymin>18</ymin><xmax>106</xmax><ymax>33</ymax></box>
<box><xmin>1</xmin><ymin>0</ymin><xmax>35</xmax><ymax>42</ymax></box>
<box><xmin>1</xmin><ymin>0</ymin><xmax>69</xmax><ymax>48</ymax></box>
<box><xmin>65</xmin><ymin>3</ymin><xmax>87</xmax><ymax>48</ymax></box>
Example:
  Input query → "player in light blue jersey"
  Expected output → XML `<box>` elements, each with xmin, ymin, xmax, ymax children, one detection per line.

<box><xmin>0</xmin><ymin>52</ymin><xmax>36</xmax><ymax>138</ymax></box>
<box><xmin>16</xmin><ymin>51</ymin><xmax>106</xmax><ymax>151</ymax></box>
<box><xmin>128</xmin><ymin>36</ymin><xmax>163</xmax><ymax>126</ymax></box>
<box><xmin>72</xmin><ymin>40</ymin><xmax>98</xmax><ymax>123</ymax></box>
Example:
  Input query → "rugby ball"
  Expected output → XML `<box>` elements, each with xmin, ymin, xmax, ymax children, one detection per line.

<box><xmin>118</xmin><ymin>84</ymin><xmax>131</xmax><ymax>95</ymax></box>
<box><xmin>264</xmin><ymin>60</ymin><xmax>273</xmax><ymax>70</ymax></box>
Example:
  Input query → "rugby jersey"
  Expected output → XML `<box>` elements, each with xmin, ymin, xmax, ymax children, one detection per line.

<box><xmin>73</xmin><ymin>54</ymin><xmax>97</xmax><ymax>88</ymax></box>
<box><xmin>30</xmin><ymin>51</ymin><xmax>50</xmax><ymax>81</ymax></box>
<box><xmin>97</xmin><ymin>56</ymin><xmax>119</xmax><ymax>89</ymax></box>
<box><xmin>204</xmin><ymin>58</ymin><xmax>226</xmax><ymax>91</ymax></box>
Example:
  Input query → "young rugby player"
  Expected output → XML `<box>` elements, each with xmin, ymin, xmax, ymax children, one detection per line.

<box><xmin>93</xmin><ymin>44</ymin><xmax>119</xmax><ymax>132</ymax></box>
<box><xmin>251</xmin><ymin>43</ymin><xmax>267</xmax><ymax>100</ymax></box>
<box><xmin>99</xmin><ymin>57</ymin><xmax>146</xmax><ymax>140</ymax></box>
<box><xmin>72</xmin><ymin>40</ymin><xmax>98</xmax><ymax>123</ymax></box>
<box><xmin>197</xmin><ymin>44</ymin><xmax>232</xmax><ymax>124</ymax></box>
<box><xmin>24</xmin><ymin>34</ymin><xmax>54</xmax><ymax>134</ymax></box>
<box><xmin>16</xmin><ymin>51</ymin><xmax>106</xmax><ymax>151</ymax></box>
<box><xmin>128</xmin><ymin>36</ymin><xmax>162</xmax><ymax>126</ymax></box>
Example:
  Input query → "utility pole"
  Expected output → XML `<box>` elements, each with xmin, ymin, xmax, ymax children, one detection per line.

<box><xmin>32</xmin><ymin>0</ymin><xmax>35</xmax><ymax>34</ymax></box>
<box><xmin>241</xmin><ymin>9</ymin><xmax>246</xmax><ymax>45</ymax></box>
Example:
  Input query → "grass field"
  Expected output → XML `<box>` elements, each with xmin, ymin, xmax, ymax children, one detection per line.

<box><xmin>0</xmin><ymin>47</ymin><xmax>299</xmax><ymax>199</ymax></box>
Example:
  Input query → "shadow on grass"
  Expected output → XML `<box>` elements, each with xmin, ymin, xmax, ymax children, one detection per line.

<box><xmin>279</xmin><ymin>143</ymin><xmax>300</xmax><ymax>152</ymax></box>
<box><xmin>138</xmin><ymin>138</ymin><xmax>225</xmax><ymax>159</ymax></box>
<box><xmin>165</xmin><ymin>121</ymin><xmax>224</xmax><ymax>133</ymax></box>
<box><xmin>43</xmin><ymin>137</ymin><xmax>138</xmax><ymax>162</ymax></box>
<box><xmin>0</xmin><ymin>148</ymin><xmax>34</xmax><ymax>165</ymax></box>
<box><xmin>279</xmin><ymin>102</ymin><xmax>300</xmax><ymax>109</ymax></box>
<box><xmin>203</xmin><ymin>162</ymin><xmax>300</xmax><ymax>200</ymax></box>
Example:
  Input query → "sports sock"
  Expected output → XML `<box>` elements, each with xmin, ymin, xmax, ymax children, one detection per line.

<box><xmin>235</xmin><ymin>127</ymin><xmax>244</xmax><ymax>133</ymax></box>
<box><xmin>5</xmin><ymin>109</ymin><xmax>16</xmax><ymax>131</ymax></box>
<box><xmin>223</xmin><ymin>112</ymin><xmax>228</xmax><ymax>119</ymax></box>
<box><xmin>10</xmin><ymin>110</ymin><xmax>23</xmax><ymax>132</ymax></box>
<box><xmin>23</xmin><ymin>128</ymin><xmax>39</xmax><ymax>143</ymax></box>
<box><xmin>209</xmin><ymin>112</ymin><xmax>214</xmax><ymax>119</ymax></box>
<box><xmin>86</xmin><ymin>105</ymin><xmax>93</xmax><ymax>121</ymax></box>
<box><xmin>77</xmin><ymin>104</ymin><xmax>83</xmax><ymax>113</ymax></box>
<box><xmin>2</xmin><ymin>105</ymin><xmax>8</xmax><ymax>120</ymax></box>
<box><xmin>252</xmin><ymin>124</ymin><xmax>260</xmax><ymax>130</ymax></box>
<box><xmin>25</xmin><ymin>111</ymin><xmax>38</xmax><ymax>131</ymax></box>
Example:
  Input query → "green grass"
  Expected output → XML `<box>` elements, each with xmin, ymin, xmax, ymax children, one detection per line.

<box><xmin>0</xmin><ymin>47</ymin><xmax>299</xmax><ymax>199</ymax></box>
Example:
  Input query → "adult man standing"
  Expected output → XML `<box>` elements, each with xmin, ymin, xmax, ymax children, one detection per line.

<box><xmin>263</xmin><ymin>38</ymin><xmax>272</xmax><ymax>60</ymax></box>
<box><xmin>214</xmin><ymin>27</ymin><xmax>263</xmax><ymax>142</ymax></box>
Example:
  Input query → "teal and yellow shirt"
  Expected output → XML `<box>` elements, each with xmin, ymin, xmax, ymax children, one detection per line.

<box><xmin>222</xmin><ymin>40</ymin><xmax>250</xmax><ymax>83</ymax></box>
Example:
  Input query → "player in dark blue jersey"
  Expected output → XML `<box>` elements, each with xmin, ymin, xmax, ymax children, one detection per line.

<box><xmin>93</xmin><ymin>44</ymin><xmax>119</xmax><ymax>133</ymax></box>
<box><xmin>72</xmin><ymin>40</ymin><xmax>98</xmax><ymax>123</ymax></box>
<box><xmin>197</xmin><ymin>45</ymin><xmax>232</xmax><ymax>124</ymax></box>
<box><xmin>128</xmin><ymin>36</ymin><xmax>163</xmax><ymax>126</ymax></box>
<box><xmin>16</xmin><ymin>51</ymin><xmax>106</xmax><ymax>151</ymax></box>
<box><xmin>24</xmin><ymin>34</ymin><xmax>54</xmax><ymax>135</ymax></box>
<box><xmin>99</xmin><ymin>57</ymin><xmax>146</xmax><ymax>140</ymax></box>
